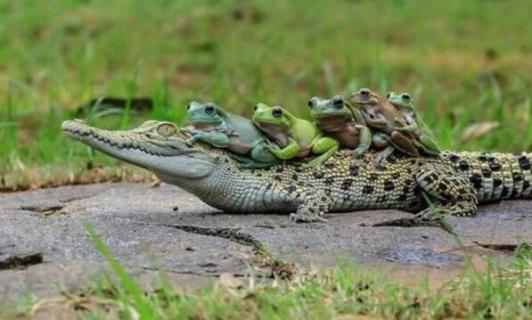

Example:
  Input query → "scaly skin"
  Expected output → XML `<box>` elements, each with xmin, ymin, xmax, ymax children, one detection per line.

<box><xmin>61</xmin><ymin>120</ymin><xmax>532</xmax><ymax>222</ymax></box>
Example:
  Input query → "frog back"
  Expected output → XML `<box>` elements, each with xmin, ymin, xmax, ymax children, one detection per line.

<box><xmin>290</xmin><ymin>118</ymin><xmax>321</xmax><ymax>148</ymax></box>
<box><xmin>225</xmin><ymin>113</ymin><xmax>264</xmax><ymax>144</ymax></box>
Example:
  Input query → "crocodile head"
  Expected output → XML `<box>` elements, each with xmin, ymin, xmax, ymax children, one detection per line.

<box><xmin>61</xmin><ymin>119</ymin><xmax>220</xmax><ymax>181</ymax></box>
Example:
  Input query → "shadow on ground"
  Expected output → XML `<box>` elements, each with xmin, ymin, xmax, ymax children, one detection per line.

<box><xmin>0</xmin><ymin>182</ymin><xmax>530</xmax><ymax>305</ymax></box>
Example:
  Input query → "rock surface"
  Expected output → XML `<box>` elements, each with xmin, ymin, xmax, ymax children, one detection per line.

<box><xmin>0</xmin><ymin>182</ymin><xmax>530</xmax><ymax>305</ymax></box>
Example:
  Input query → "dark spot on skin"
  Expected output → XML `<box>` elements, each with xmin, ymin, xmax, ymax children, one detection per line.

<box><xmin>438</xmin><ymin>182</ymin><xmax>448</xmax><ymax>191</ymax></box>
<box><xmin>349</xmin><ymin>165</ymin><xmax>359</xmax><ymax>176</ymax></box>
<box><xmin>318</xmin><ymin>205</ymin><xmax>326</xmax><ymax>212</ymax></box>
<box><xmin>369</xmin><ymin>173</ymin><xmax>379</xmax><ymax>181</ymax></box>
<box><xmin>404</xmin><ymin>179</ymin><xmax>413</xmax><ymax>186</ymax></box>
<box><xmin>481</xmin><ymin>169</ymin><xmax>492</xmax><ymax>178</ymax></box>
<box><xmin>478</xmin><ymin>155</ymin><xmax>488</xmax><ymax>162</ymax></box>
<box><xmin>286</xmin><ymin>185</ymin><xmax>297</xmax><ymax>193</ymax></box>
<box><xmin>392</xmin><ymin>172</ymin><xmax>401</xmax><ymax>179</ymax></box>
<box><xmin>275</xmin><ymin>167</ymin><xmax>284</xmax><ymax>173</ymax></box>
<box><xmin>325</xmin><ymin>189</ymin><xmax>332</xmax><ymax>195</ymax></box>
<box><xmin>321</xmin><ymin>196</ymin><xmax>327</xmax><ymax>201</ymax></box>
<box><xmin>459</xmin><ymin>161</ymin><xmax>470</xmax><ymax>171</ymax></box>
<box><xmin>325</xmin><ymin>177</ymin><xmax>335</xmax><ymax>185</ymax></box>
<box><xmin>518</xmin><ymin>156</ymin><xmax>531</xmax><ymax>170</ymax></box>
<box><xmin>295</xmin><ymin>165</ymin><xmax>304</xmax><ymax>173</ymax></box>
<box><xmin>362</xmin><ymin>185</ymin><xmax>374</xmax><ymax>194</ymax></box>
<box><xmin>409</xmin><ymin>159</ymin><xmax>417</xmax><ymax>165</ymax></box>
<box><xmin>489</xmin><ymin>162</ymin><xmax>501</xmax><ymax>171</ymax></box>
<box><xmin>325</xmin><ymin>162</ymin><xmax>335</xmax><ymax>169</ymax></box>
<box><xmin>469</xmin><ymin>174</ymin><xmax>483</xmax><ymax>190</ymax></box>
<box><xmin>501</xmin><ymin>187</ymin><xmax>510</xmax><ymax>197</ymax></box>
<box><xmin>402</xmin><ymin>185</ymin><xmax>410</xmax><ymax>194</ymax></box>
<box><xmin>256</xmin><ymin>173</ymin><xmax>262</xmax><ymax>177</ymax></box>
<box><xmin>514</xmin><ymin>174</ymin><xmax>523</xmax><ymax>182</ymax></box>
<box><xmin>493</xmin><ymin>179</ymin><xmax>502</xmax><ymax>188</ymax></box>
<box><xmin>383</xmin><ymin>180</ymin><xmax>395</xmax><ymax>191</ymax></box>
<box><xmin>423</xmin><ymin>176</ymin><xmax>433</xmax><ymax>184</ymax></box>
<box><xmin>523</xmin><ymin>180</ymin><xmax>530</xmax><ymax>190</ymax></box>
<box><xmin>449</xmin><ymin>154</ymin><xmax>460</xmax><ymax>162</ymax></box>
<box><xmin>378</xmin><ymin>196</ymin><xmax>387</xmax><ymax>202</ymax></box>
<box><xmin>313</xmin><ymin>171</ymin><xmax>324</xmax><ymax>179</ymax></box>
<box><xmin>341</xmin><ymin>179</ymin><xmax>353</xmax><ymax>190</ymax></box>
<box><xmin>266</xmin><ymin>183</ymin><xmax>272</xmax><ymax>190</ymax></box>
<box><xmin>274</xmin><ymin>175</ymin><xmax>282</xmax><ymax>181</ymax></box>
<box><xmin>291</xmin><ymin>174</ymin><xmax>298</xmax><ymax>181</ymax></box>
<box><xmin>398</xmin><ymin>194</ymin><xmax>408</xmax><ymax>202</ymax></box>
<box><xmin>308</xmin><ymin>207</ymin><xmax>315</xmax><ymax>213</ymax></box>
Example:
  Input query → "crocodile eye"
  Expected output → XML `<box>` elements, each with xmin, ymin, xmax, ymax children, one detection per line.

<box><xmin>332</xmin><ymin>97</ymin><xmax>343</xmax><ymax>108</ymax></box>
<box><xmin>157</xmin><ymin>123</ymin><xmax>177</xmax><ymax>137</ymax></box>
<box><xmin>205</xmin><ymin>105</ymin><xmax>215</xmax><ymax>114</ymax></box>
<box><xmin>401</xmin><ymin>93</ymin><xmax>411</xmax><ymax>100</ymax></box>
<box><xmin>272</xmin><ymin>107</ymin><xmax>283</xmax><ymax>118</ymax></box>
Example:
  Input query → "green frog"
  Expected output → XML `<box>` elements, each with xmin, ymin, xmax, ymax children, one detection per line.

<box><xmin>387</xmin><ymin>92</ymin><xmax>440</xmax><ymax>156</ymax></box>
<box><xmin>308</xmin><ymin>95</ymin><xmax>372</xmax><ymax>158</ymax></box>
<box><xmin>351</xmin><ymin>88</ymin><xmax>419</xmax><ymax>162</ymax></box>
<box><xmin>252</xmin><ymin>103</ymin><xmax>339</xmax><ymax>167</ymax></box>
<box><xmin>185</xmin><ymin>101</ymin><xmax>277</xmax><ymax>167</ymax></box>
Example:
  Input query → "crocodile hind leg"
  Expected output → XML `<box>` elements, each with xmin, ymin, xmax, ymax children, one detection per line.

<box><xmin>415</xmin><ymin>163</ymin><xmax>478</xmax><ymax>221</ymax></box>
<box><xmin>289</xmin><ymin>190</ymin><xmax>332</xmax><ymax>223</ymax></box>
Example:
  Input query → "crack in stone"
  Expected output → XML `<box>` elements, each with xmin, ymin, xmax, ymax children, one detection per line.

<box><xmin>152</xmin><ymin>223</ymin><xmax>298</xmax><ymax>279</ymax></box>
<box><xmin>0</xmin><ymin>251</ymin><xmax>43</xmax><ymax>270</ymax></box>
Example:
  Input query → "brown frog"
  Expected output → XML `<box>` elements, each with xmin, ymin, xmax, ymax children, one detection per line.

<box><xmin>350</xmin><ymin>88</ymin><xmax>419</xmax><ymax>162</ymax></box>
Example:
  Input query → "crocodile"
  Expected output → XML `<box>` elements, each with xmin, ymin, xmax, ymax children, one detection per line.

<box><xmin>61</xmin><ymin>119</ymin><xmax>532</xmax><ymax>222</ymax></box>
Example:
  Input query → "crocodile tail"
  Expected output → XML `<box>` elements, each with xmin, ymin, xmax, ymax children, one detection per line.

<box><xmin>443</xmin><ymin>151</ymin><xmax>532</xmax><ymax>203</ymax></box>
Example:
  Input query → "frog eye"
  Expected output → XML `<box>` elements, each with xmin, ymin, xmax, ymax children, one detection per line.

<box><xmin>401</xmin><ymin>93</ymin><xmax>411</xmax><ymax>101</ymax></box>
<box><xmin>332</xmin><ymin>97</ymin><xmax>344</xmax><ymax>108</ymax></box>
<box><xmin>359</xmin><ymin>88</ymin><xmax>370</xmax><ymax>98</ymax></box>
<box><xmin>157</xmin><ymin>123</ymin><xmax>177</xmax><ymax>137</ymax></box>
<box><xmin>253</xmin><ymin>104</ymin><xmax>259</xmax><ymax>111</ymax></box>
<box><xmin>272</xmin><ymin>107</ymin><xmax>283</xmax><ymax>118</ymax></box>
<box><xmin>204</xmin><ymin>104</ymin><xmax>215</xmax><ymax>114</ymax></box>
<box><xmin>307</xmin><ymin>97</ymin><xmax>317</xmax><ymax>108</ymax></box>
<box><xmin>386</xmin><ymin>92</ymin><xmax>391</xmax><ymax>99</ymax></box>
<box><xmin>187</xmin><ymin>103</ymin><xmax>191</xmax><ymax>110</ymax></box>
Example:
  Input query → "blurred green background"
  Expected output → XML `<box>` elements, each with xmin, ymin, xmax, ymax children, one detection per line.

<box><xmin>1</xmin><ymin>0</ymin><xmax>531</xmax><ymax>190</ymax></box>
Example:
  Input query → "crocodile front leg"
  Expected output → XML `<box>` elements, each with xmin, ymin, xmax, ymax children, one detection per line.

<box><xmin>289</xmin><ymin>190</ymin><xmax>333</xmax><ymax>223</ymax></box>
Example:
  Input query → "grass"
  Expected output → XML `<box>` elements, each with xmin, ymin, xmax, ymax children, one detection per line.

<box><xmin>1</xmin><ymin>0</ymin><xmax>531</xmax><ymax>190</ymax></box>
<box><xmin>5</xmin><ymin>224</ymin><xmax>530</xmax><ymax>319</ymax></box>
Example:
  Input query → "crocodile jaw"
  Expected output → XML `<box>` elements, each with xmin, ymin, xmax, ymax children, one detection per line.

<box><xmin>61</xmin><ymin>120</ymin><xmax>218</xmax><ymax>180</ymax></box>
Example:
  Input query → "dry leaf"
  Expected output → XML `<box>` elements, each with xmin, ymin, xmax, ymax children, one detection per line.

<box><xmin>461</xmin><ymin>121</ymin><xmax>499</xmax><ymax>142</ymax></box>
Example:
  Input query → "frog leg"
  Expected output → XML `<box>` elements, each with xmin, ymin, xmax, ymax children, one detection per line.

<box><xmin>394</xmin><ymin>120</ymin><xmax>419</xmax><ymax>133</ymax></box>
<box><xmin>418</xmin><ymin>134</ymin><xmax>441</xmax><ymax>154</ymax></box>
<box><xmin>351</xmin><ymin>125</ymin><xmax>372</xmax><ymax>158</ymax></box>
<box><xmin>268</xmin><ymin>137</ymin><xmax>300</xmax><ymax>160</ymax></box>
<box><xmin>372</xmin><ymin>132</ymin><xmax>389</xmax><ymax>149</ymax></box>
<box><xmin>374</xmin><ymin>145</ymin><xmax>396</xmax><ymax>164</ymax></box>
<box><xmin>410</xmin><ymin>137</ymin><xmax>440</xmax><ymax>156</ymax></box>
<box><xmin>250</xmin><ymin>142</ymin><xmax>278</xmax><ymax>164</ymax></box>
<box><xmin>389</xmin><ymin>131</ymin><xmax>419</xmax><ymax>157</ymax></box>
<box><xmin>415</xmin><ymin>163</ymin><xmax>478</xmax><ymax>221</ymax></box>
<box><xmin>289</xmin><ymin>190</ymin><xmax>332</xmax><ymax>223</ymax></box>
<box><xmin>306</xmin><ymin>136</ymin><xmax>339</xmax><ymax>168</ymax></box>
<box><xmin>186</xmin><ymin>131</ymin><xmax>230</xmax><ymax>148</ymax></box>
<box><xmin>237</xmin><ymin>144</ymin><xmax>280</xmax><ymax>168</ymax></box>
